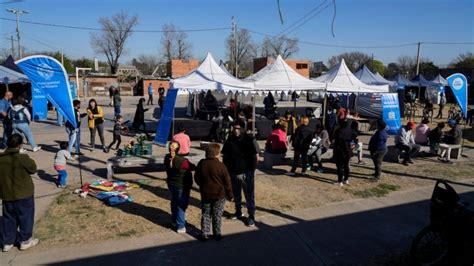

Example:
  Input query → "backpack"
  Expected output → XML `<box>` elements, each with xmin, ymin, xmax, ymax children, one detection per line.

<box><xmin>307</xmin><ymin>136</ymin><xmax>322</xmax><ymax>156</ymax></box>
<box><xmin>9</xmin><ymin>107</ymin><xmax>28</xmax><ymax>124</ymax></box>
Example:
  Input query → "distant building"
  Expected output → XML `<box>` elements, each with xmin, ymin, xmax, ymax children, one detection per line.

<box><xmin>253</xmin><ymin>57</ymin><xmax>310</xmax><ymax>78</ymax></box>
<box><xmin>167</xmin><ymin>59</ymin><xmax>199</xmax><ymax>78</ymax></box>
<box><xmin>311</xmin><ymin>61</ymin><xmax>327</xmax><ymax>78</ymax></box>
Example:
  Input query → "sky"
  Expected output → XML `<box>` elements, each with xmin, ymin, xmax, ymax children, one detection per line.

<box><xmin>1</xmin><ymin>0</ymin><xmax>473</xmax><ymax>67</ymax></box>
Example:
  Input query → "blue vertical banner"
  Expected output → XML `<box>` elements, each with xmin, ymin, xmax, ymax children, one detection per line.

<box><xmin>31</xmin><ymin>84</ymin><xmax>48</xmax><ymax>121</ymax></box>
<box><xmin>154</xmin><ymin>88</ymin><xmax>178</xmax><ymax>145</ymax></box>
<box><xmin>381</xmin><ymin>93</ymin><xmax>401</xmax><ymax>135</ymax></box>
<box><xmin>447</xmin><ymin>73</ymin><xmax>468</xmax><ymax>118</ymax></box>
<box><xmin>16</xmin><ymin>55</ymin><xmax>77</xmax><ymax>128</ymax></box>
<box><xmin>69</xmin><ymin>80</ymin><xmax>77</xmax><ymax>100</ymax></box>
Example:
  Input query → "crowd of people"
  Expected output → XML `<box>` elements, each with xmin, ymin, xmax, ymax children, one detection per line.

<box><xmin>0</xmin><ymin>88</ymin><xmax>468</xmax><ymax>250</ymax></box>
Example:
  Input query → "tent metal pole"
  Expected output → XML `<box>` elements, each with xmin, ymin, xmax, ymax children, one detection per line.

<box><xmin>322</xmin><ymin>93</ymin><xmax>327</xmax><ymax>127</ymax></box>
<box><xmin>251</xmin><ymin>95</ymin><xmax>256</xmax><ymax>136</ymax></box>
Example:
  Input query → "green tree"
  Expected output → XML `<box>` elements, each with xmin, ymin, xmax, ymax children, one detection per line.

<box><xmin>418</xmin><ymin>60</ymin><xmax>439</xmax><ymax>78</ymax></box>
<box><xmin>384</xmin><ymin>63</ymin><xmax>400</xmax><ymax>79</ymax></box>
<box><xmin>367</xmin><ymin>59</ymin><xmax>385</xmax><ymax>75</ymax></box>
<box><xmin>451</xmin><ymin>52</ymin><xmax>474</xmax><ymax>68</ymax></box>
<box><xmin>328</xmin><ymin>52</ymin><xmax>371</xmax><ymax>72</ymax></box>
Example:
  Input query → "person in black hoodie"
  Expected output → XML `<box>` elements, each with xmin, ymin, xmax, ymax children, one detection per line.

<box><xmin>132</xmin><ymin>98</ymin><xmax>149</xmax><ymax>136</ymax></box>
<box><xmin>65</xmin><ymin>100</ymin><xmax>87</xmax><ymax>156</ymax></box>
<box><xmin>222</xmin><ymin>121</ymin><xmax>258</xmax><ymax>227</ymax></box>
<box><xmin>287</xmin><ymin>116</ymin><xmax>313</xmax><ymax>176</ymax></box>
<box><xmin>333</xmin><ymin>119</ymin><xmax>353</xmax><ymax>186</ymax></box>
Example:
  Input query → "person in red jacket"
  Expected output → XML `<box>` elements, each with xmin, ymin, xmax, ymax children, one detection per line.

<box><xmin>194</xmin><ymin>143</ymin><xmax>233</xmax><ymax>241</ymax></box>
<box><xmin>265</xmin><ymin>123</ymin><xmax>288</xmax><ymax>154</ymax></box>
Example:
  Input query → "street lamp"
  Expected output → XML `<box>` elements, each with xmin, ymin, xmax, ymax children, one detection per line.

<box><xmin>6</xmin><ymin>8</ymin><xmax>29</xmax><ymax>59</ymax></box>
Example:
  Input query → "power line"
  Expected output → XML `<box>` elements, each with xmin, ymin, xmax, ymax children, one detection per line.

<box><xmin>284</xmin><ymin>1</ymin><xmax>333</xmax><ymax>36</ymax></box>
<box><xmin>0</xmin><ymin>17</ymin><xmax>231</xmax><ymax>33</ymax></box>
<box><xmin>244</xmin><ymin>28</ymin><xmax>419</xmax><ymax>49</ymax></box>
<box><xmin>277</xmin><ymin>0</ymin><xmax>329</xmax><ymax>36</ymax></box>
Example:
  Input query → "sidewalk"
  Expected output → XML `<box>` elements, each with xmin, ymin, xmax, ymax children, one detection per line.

<box><xmin>2</xmin><ymin>178</ymin><xmax>473</xmax><ymax>266</ymax></box>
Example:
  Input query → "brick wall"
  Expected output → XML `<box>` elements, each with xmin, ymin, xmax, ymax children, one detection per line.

<box><xmin>142</xmin><ymin>79</ymin><xmax>170</xmax><ymax>96</ymax></box>
<box><xmin>167</xmin><ymin>59</ymin><xmax>199</xmax><ymax>78</ymax></box>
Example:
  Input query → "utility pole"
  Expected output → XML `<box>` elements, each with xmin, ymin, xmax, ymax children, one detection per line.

<box><xmin>11</xmin><ymin>36</ymin><xmax>15</xmax><ymax>56</ymax></box>
<box><xmin>231</xmin><ymin>16</ymin><xmax>238</xmax><ymax>77</ymax></box>
<box><xmin>6</xmin><ymin>9</ymin><xmax>29</xmax><ymax>59</ymax></box>
<box><xmin>415</xmin><ymin>42</ymin><xmax>421</xmax><ymax>75</ymax></box>
<box><xmin>61</xmin><ymin>51</ymin><xmax>64</xmax><ymax>65</ymax></box>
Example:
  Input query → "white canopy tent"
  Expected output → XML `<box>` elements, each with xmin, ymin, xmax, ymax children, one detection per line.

<box><xmin>170</xmin><ymin>52</ymin><xmax>253</xmax><ymax>93</ymax></box>
<box><xmin>313</xmin><ymin>59</ymin><xmax>389</xmax><ymax>93</ymax></box>
<box><xmin>245</xmin><ymin>55</ymin><xmax>326</xmax><ymax>94</ymax></box>
<box><xmin>1</xmin><ymin>65</ymin><xmax>29</xmax><ymax>85</ymax></box>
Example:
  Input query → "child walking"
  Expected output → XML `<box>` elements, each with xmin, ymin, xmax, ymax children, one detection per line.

<box><xmin>54</xmin><ymin>141</ymin><xmax>74</xmax><ymax>188</ymax></box>
<box><xmin>106</xmin><ymin>115</ymin><xmax>124</xmax><ymax>153</ymax></box>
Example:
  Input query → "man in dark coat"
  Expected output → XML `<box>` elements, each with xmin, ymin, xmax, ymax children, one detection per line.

<box><xmin>222</xmin><ymin>122</ymin><xmax>258</xmax><ymax>227</ymax></box>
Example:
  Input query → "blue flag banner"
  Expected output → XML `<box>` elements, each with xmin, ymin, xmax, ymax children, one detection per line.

<box><xmin>31</xmin><ymin>84</ymin><xmax>48</xmax><ymax>121</ymax></box>
<box><xmin>447</xmin><ymin>73</ymin><xmax>468</xmax><ymax>118</ymax></box>
<box><xmin>69</xmin><ymin>80</ymin><xmax>77</xmax><ymax>100</ymax></box>
<box><xmin>381</xmin><ymin>93</ymin><xmax>401</xmax><ymax>135</ymax></box>
<box><xmin>154</xmin><ymin>88</ymin><xmax>178</xmax><ymax>145</ymax></box>
<box><xmin>16</xmin><ymin>55</ymin><xmax>77</xmax><ymax>128</ymax></box>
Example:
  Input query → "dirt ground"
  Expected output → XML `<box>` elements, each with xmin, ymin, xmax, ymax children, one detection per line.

<box><xmin>28</xmin><ymin>99</ymin><xmax>474</xmax><ymax>248</ymax></box>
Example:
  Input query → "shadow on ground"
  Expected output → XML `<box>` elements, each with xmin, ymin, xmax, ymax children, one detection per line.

<box><xmin>47</xmin><ymin>190</ymin><xmax>474</xmax><ymax>266</ymax></box>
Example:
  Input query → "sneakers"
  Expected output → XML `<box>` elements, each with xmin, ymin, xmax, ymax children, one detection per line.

<box><xmin>20</xmin><ymin>238</ymin><xmax>39</xmax><ymax>250</ymax></box>
<box><xmin>246</xmin><ymin>217</ymin><xmax>255</xmax><ymax>227</ymax></box>
<box><xmin>2</xmin><ymin>244</ymin><xmax>13</xmax><ymax>252</ymax></box>
<box><xmin>57</xmin><ymin>184</ymin><xmax>67</xmax><ymax>188</ymax></box>
<box><xmin>285</xmin><ymin>172</ymin><xmax>296</xmax><ymax>177</ymax></box>
<box><xmin>177</xmin><ymin>227</ymin><xmax>186</xmax><ymax>234</ymax></box>
<box><xmin>316</xmin><ymin>167</ymin><xmax>324</xmax><ymax>173</ymax></box>
<box><xmin>19</xmin><ymin>148</ymin><xmax>27</xmax><ymax>153</ymax></box>
<box><xmin>343</xmin><ymin>180</ymin><xmax>349</xmax><ymax>185</ymax></box>
<box><xmin>229</xmin><ymin>212</ymin><xmax>244</xmax><ymax>220</ymax></box>
<box><xmin>334</xmin><ymin>182</ymin><xmax>343</xmax><ymax>187</ymax></box>
<box><xmin>32</xmin><ymin>146</ymin><xmax>42</xmax><ymax>152</ymax></box>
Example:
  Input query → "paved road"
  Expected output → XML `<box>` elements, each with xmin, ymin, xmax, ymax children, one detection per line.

<box><xmin>1</xmin><ymin>178</ymin><xmax>473</xmax><ymax>265</ymax></box>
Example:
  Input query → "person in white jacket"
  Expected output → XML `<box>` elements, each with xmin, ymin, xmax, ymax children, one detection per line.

<box><xmin>395</xmin><ymin>121</ymin><xmax>420</xmax><ymax>166</ymax></box>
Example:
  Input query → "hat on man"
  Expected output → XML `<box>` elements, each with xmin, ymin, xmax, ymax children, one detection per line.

<box><xmin>407</xmin><ymin>121</ymin><xmax>416</xmax><ymax>129</ymax></box>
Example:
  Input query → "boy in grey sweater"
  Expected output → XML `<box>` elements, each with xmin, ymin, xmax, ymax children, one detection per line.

<box><xmin>54</xmin><ymin>141</ymin><xmax>74</xmax><ymax>188</ymax></box>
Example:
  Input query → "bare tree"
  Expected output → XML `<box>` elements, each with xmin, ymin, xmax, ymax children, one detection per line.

<box><xmin>90</xmin><ymin>11</ymin><xmax>138</xmax><ymax>74</ymax></box>
<box><xmin>260</xmin><ymin>35</ymin><xmax>299</xmax><ymax>59</ymax></box>
<box><xmin>451</xmin><ymin>52</ymin><xmax>474</xmax><ymax>68</ymax></box>
<box><xmin>160</xmin><ymin>23</ymin><xmax>192</xmax><ymax>61</ymax></box>
<box><xmin>225</xmin><ymin>28</ymin><xmax>257</xmax><ymax>77</ymax></box>
<box><xmin>131</xmin><ymin>54</ymin><xmax>160</xmax><ymax>75</ymax></box>
<box><xmin>327</xmin><ymin>52</ymin><xmax>371</xmax><ymax>72</ymax></box>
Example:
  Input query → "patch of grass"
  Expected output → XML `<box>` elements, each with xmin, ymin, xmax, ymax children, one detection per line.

<box><xmin>117</xmin><ymin>229</ymin><xmax>137</xmax><ymax>237</ymax></box>
<box><xmin>55</xmin><ymin>193</ymin><xmax>70</xmax><ymax>205</ymax></box>
<box><xmin>350</xmin><ymin>183</ymin><xmax>400</xmax><ymax>198</ymax></box>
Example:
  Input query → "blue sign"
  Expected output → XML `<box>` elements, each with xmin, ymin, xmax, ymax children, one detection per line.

<box><xmin>447</xmin><ymin>73</ymin><xmax>468</xmax><ymax>118</ymax></box>
<box><xmin>69</xmin><ymin>80</ymin><xmax>77</xmax><ymax>100</ymax></box>
<box><xmin>154</xmin><ymin>89</ymin><xmax>178</xmax><ymax>145</ymax></box>
<box><xmin>31</xmin><ymin>84</ymin><xmax>48</xmax><ymax>121</ymax></box>
<box><xmin>381</xmin><ymin>93</ymin><xmax>401</xmax><ymax>135</ymax></box>
<box><xmin>16</xmin><ymin>55</ymin><xmax>77</xmax><ymax>128</ymax></box>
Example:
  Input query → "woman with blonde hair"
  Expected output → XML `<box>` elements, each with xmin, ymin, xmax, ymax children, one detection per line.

<box><xmin>287</xmin><ymin>116</ymin><xmax>313</xmax><ymax>176</ymax></box>
<box><xmin>164</xmin><ymin>141</ymin><xmax>195</xmax><ymax>233</ymax></box>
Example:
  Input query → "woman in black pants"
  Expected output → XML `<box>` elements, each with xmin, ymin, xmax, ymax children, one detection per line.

<box><xmin>132</xmin><ymin>98</ymin><xmax>149</xmax><ymax>136</ymax></box>
<box><xmin>87</xmin><ymin>99</ymin><xmax>106</xmax><ymax>152</ymax></box>
<box><xmin>333</xmin><ymin>120</ymin><xmax>353</xmax><ymax>186</ymax></box>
